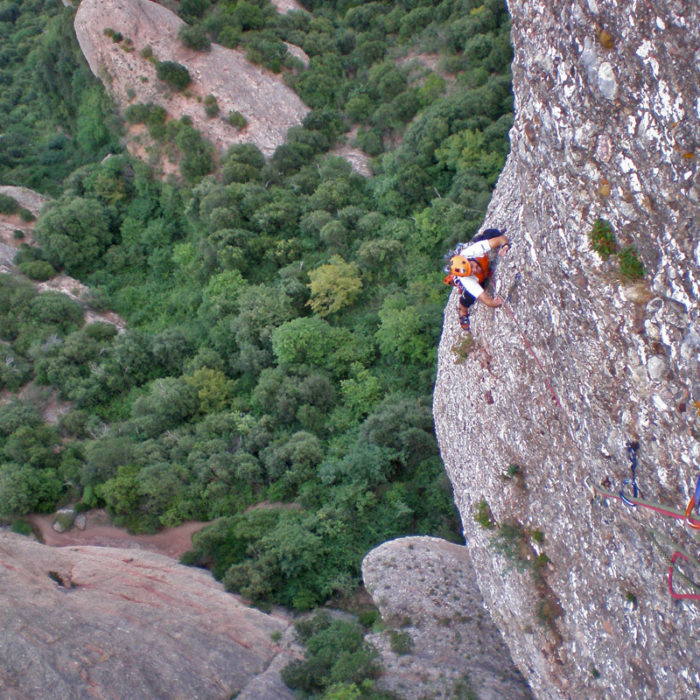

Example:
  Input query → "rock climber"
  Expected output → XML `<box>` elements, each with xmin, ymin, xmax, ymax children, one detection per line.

<box><xmin>443</xmin><ymin>228</ymin><xmax>511</xmax><ymax>332</ymax></box>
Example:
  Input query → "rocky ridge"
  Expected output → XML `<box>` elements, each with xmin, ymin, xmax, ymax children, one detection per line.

<box><xmin>362</xmin><ymin>536</ymin><xmax>532</xmax><ymax>700</ymax></box>
<box><xmin>74</xmin><ymin>0</ymin><xmax>310</xmax><ymax>160</ymax></box>
<box><xmin>430</xmin><ymin>0</ymin><xmax>699</xmax><ymax>698</ymax></box>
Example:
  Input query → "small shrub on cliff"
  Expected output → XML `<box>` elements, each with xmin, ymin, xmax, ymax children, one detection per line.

<box><xmin>203</xmin><ymin>94</ymin><xmax>219</xmax><ymax>118</ymax></box>
<box><xmin>179</xmin><ymin>24</ymin><xmax>211</xmax><ymax>51</ymax></box>
<box><xmin>588</xmin><ymin>218</ymin><xmax>617</xmax><ymax>259</ymax></box>
<box><xmin>0</xmin><ymin>194</ymin><xmax>19</xmax><ymax>215</ymax></box>
<box><xmin>156</xmin><ymin>61</ymin><xmax>191</xmax><ymax>91</ymax></box>
<box><xmin>617</xmin><ymin>245</ymin><xmax>645</xmax><ymax>280</ymax></box>
<box><xmin>474</xmin><ymin>498</ymin><xmax>495</xmax><ymax>529</ymax></box>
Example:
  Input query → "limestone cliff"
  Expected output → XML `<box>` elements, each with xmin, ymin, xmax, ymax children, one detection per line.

<box><xmin>433</xmin><ymin>0</ymin><xmax>699</xmax><ymax>698</ymax></box>
<box><xmin>0</xmin><ymin>532</ymin><xmax>298</xmax><ymax>699</ymax></box>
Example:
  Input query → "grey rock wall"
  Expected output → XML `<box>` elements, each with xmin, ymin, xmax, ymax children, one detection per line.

<box><xmin>433</xmin><ymin>0</ymin><xmax>699</xmax><ymax>698</ymax></box>
<box><xmin>362</xmin><ymin>536</ymin><xmax>532</xmax><ymax>700</ymax></box>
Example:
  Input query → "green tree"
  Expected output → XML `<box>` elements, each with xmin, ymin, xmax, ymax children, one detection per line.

<box><xmin>307</xmin><ymin>256</ymin><xmax>362</xmax><ymax>317</ymax></box>
<box><xmin>34</xmin><ymin>197</ymin><xmax>112</xmax><ymax>275</ymax></box>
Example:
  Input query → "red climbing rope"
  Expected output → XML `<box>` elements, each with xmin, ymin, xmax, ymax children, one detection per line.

<box><xmin>501</xmin><ymin>301</ymin><xmax>564</xmax><ymax>411</ymax></box>
<box><xmin>583</xmin><ymin>477</ymin><xmax>700</xmax><ymax>529</ymax></box>
<box><xmin>668</xmin><ymin>552</ymin><xmax>700</xmax><ymax>601</ymax></box>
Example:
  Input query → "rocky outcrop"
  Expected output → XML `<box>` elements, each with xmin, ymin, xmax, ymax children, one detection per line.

<box><xmin>433</xmin><ymin>1</ymin><xmax>699</xmax><ymax>699</ymax></box>
<box><xmin>362</xmin><ymin>536</ymin><xmax>532</xmax><ymax>700</ymax></box>
<box><xmin>74</xmin><ymin>0</ymin><xmax>309</xmax><ymax>159</ymax></box>
<box><xmin>0</xmin><ymin>531</ymin><xmax>297</xmax><ymax>699</ymax></box>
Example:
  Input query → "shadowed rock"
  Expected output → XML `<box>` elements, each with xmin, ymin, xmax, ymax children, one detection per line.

<box><xmin>363</xmin><ymin>536</ymin><xmax>533</xmax><ymax>700</ymax></box>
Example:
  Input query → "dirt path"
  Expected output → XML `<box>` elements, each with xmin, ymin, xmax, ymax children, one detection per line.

<box><xmin>27</xmin><ymin>510</ymin><xmax>208</xmax><ymax>560</ymax></box>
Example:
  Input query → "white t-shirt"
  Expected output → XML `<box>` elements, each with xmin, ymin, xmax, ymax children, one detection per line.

<box><xmin>454</xmin><ymin>239</ymin><xmax>492</xmax><ymax>298</ymax></box>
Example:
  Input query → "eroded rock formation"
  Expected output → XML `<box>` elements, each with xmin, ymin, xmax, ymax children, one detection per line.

<box><xmin>0</xmin><ymin>532</ymin><xmax>297</xmax><ymax>699</ymax></box>
<box><xmin>74</xmin><ymin>0</ymin><xmax>309</xmax><ymax>159</ymax></box>
<box><xmin>432</xmin><ymin>0</ymin><xmax>699</xmax><ymax>698</ymax></box>
<box><xmin>362</xmin><ymin>536</ymin><xmax>532</xmax><ymax>700</ymax></box>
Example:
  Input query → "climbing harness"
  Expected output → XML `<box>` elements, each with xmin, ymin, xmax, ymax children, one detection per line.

<box><xmin>619</xmin><ymin>441</ymin><xmax>640</xmax><ymax>507</ymax></box>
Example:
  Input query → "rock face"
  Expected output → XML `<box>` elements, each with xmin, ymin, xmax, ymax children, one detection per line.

<box><xmin>433</xmin><ymin>1</ymin><xmax>699</xmax><ymax>699</ymax></box>
<box><xmin>0</xmin><ymin>532</ymin><xmax>297</xmax><ymax>699</ymax></box>
<box><xmin>362</xmin><ymin>537</ymin><xmax>532</xmax><ymax>700</ymax></box>
<box><xmin>74</xmin><ymin>0</ymin><xmax>309</xmax><ymax>158</ymax></box>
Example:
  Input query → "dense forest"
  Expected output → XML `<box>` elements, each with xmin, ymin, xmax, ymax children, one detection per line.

<box><xmin>0</xmin><ymin>0</ymin><xmax>511</xmax><ymax>650</ymax></box>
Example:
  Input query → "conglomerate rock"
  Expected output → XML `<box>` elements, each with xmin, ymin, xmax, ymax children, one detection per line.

<box><xmin>74</xmin><ymin>0</ymin><xmax>309</xmax><ymax>159</ymax></box>
<box><xmin>0</xmin><ymin>532</ymin><xmax>297</xmax><ymax>699</ymax></box>
<box><xmin>362</xmin><ymin>536</ymin><xmax>532</xmax><ymax>700</ymax></box>
<box><xmin>433</xmin><ymin>1</ymin><xmax>699</xmax><ymax>698</ymax></box>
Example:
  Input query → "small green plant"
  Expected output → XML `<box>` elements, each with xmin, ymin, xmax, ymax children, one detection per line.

<box><xmin>490</xmin><ymin>520</ymin><xmax>531</xmax><ymax>571</ymax></box>
<box><xmin>535</xmin><ymin>597</ymin><xmax>560</xmax><ymax>628</ymax></box>
<box><xmin>0</xmin><ymin>193</ymin><xmax>19</xmax><ymax>214</ymax></box>
<box><xmin>10</xmin><ymin>519</ymin><xmax>33</xmax><ymax>536</ymax></box>
<box><xmin>19</xmin><ymin>208</ymin><xmax>35</xmax><ymax>222</ymax></box>
<box><xmin>590</xmin><ymin>666</ymin><xmax>601</xmax><ymax>679</ymax></box>
<box><xmin>140</xmin><ymin>45</ymin><xmax>154</xmax><ymax>60</ymax></box>
<box><xmin>451</xmin><ymin>334</ymin><xmax>474</xmax><ymax>363</ymax></box>
<box><xmin>204</xmin><ymin>94</ymin><xmax>219</xmax><ymax>118</ymax></box>
<box><xmin>13</xmin><ymin>229</ymin><xmax>24</xmax><ymax>239</ymax></box>
<box><xmin>617</xmin><ymin>246</ymin><xmax>645</xmax><ymax>280</ymax></box>
<box><xmin>625</xmin><ymin>591</ymin><xmax>638</xmax><ymax>609</ymax></box>
<box><xmin>227</xmin><ymin>110</ymin><xmax>248</xmax><ymax>130</ymax></box>
<box><xmin>103</xmin><ymin>28</ymin><xmax>123</xmax><ymax>43</ymax></box>
<box><xmin>474</xmin><ymin>499</ymin><xmax>495</xmax><ymax>529</ymax></box>
<box><xmin>270</xmin><ymin>630</ymin><xmax>282</xmax><ymax>642</ymax></box>
<box><xmin>388</xmin><ymin>629</ymin><xmax>413</xmax><ymax>655</ymax></box>
<box><xmin>589</xmin><ymin>218</ymin><xmax>617</xmax><ymax>259</ymax></box>
<box><xmin>531</xmin><ymin>530</ymin><xmax>544</xmax><ymax>544</ymax></box>
<box><xmin>452</xmin><ymin>673</ymin><xmax>478</xmax><ymax>700</ymax></box>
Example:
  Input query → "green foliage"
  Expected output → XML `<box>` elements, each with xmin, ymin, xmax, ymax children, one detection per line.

<box><xmin>282</xmin><ymin>612</ymin><xmax>381</xmax><ymax>695</ymax></box>
<box><xmin>474</xmin><ymin>498</ymin><xmax>495</xmax><ymax>529</ymax></box>
<box><xmin>0</xmin><ymin>194</ymin><xmax>19</xmax><ymax>215</ymax></box>
<box><xmin>203</xmin><ymin>94</ymin><xmax>219</xmax><ymax>118</ymax></box>
<box><xmin>179</xmin><ymin>23</ymin><xmax>211</xmax><ymax>51</ymax></box>
<box><xmin>0</xmin><ymin>0</ymin><xmax>513</xmax><ymax>615</ymax></box>
<box><xmin>226</xmin><ymin>110</ymin><xmax>248</xmax><ymax>130</ymax></box>
<box><xmin>34</xmin><ymin>197</ymin><xmax>112</xmax><ymax>276</ymax></box>
<box><xmin>18</xmin><ymin>260</ymin><xmax>55</xmax><ymax>281</ymax></box>
<box><xmin>588</xmin><ymin>218</ymin><xmax>617</xmax><ymax>259</ymax></box>
<box><xmin>156</xmin><ymin>61</ymin><xmax>191</xmax><ymax>90</ymax></box>
<box><xmin>388</xmin><ymin>629</ymin><xmax>413</xmax><ymax>655</ymax></box>
<box><xmin>617</xmin><ymin>245</ymin><xmax>645</xmax><ymax>280</ymax></box>
<box><xmin>307</xmin><ymin>256</ymin><xmax>363</xmax><ymax>317</ymax></box>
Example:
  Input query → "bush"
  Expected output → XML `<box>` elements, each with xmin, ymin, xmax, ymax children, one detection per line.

<box><xmin>226</xmin><ymin>110</ymin><xmax>248</xmax><ymax>130</ymax></box>
<box><xmin>179</xmin><ymin>24</ymin><xmax>211</xmax><ymax>51</ymax></box>
<box><xmin>18</xmin><ymin>260</ymin><xmax>56</xmax><ymax>281</ymax></box>
<box><xmin>588</xmin><ymin>218</ymin><xmax>616</xmax><ymax>259</ymax></box>
<box><xmin>204</xmin><ymin>94</ymin><xmax>219</xmax><ymax>118</ymax></box>
<box><xmin>156</xmin><ymin>61</ymin><xmax>191</xmax><ymax>91</ymax></box>
<box><xmin>282</xmin><ymin>612</ymin><xmax>381</xmax><ymax>695</ymax></box>
<box><xmin>618</xmin><ymin>246</ymin><xmax>645</xmax><ymax>280</ymax></box>
<box><xmin>0</xmin><ymin>194</ymin><xmax>19</xmax><ymax>215</ymax></box>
